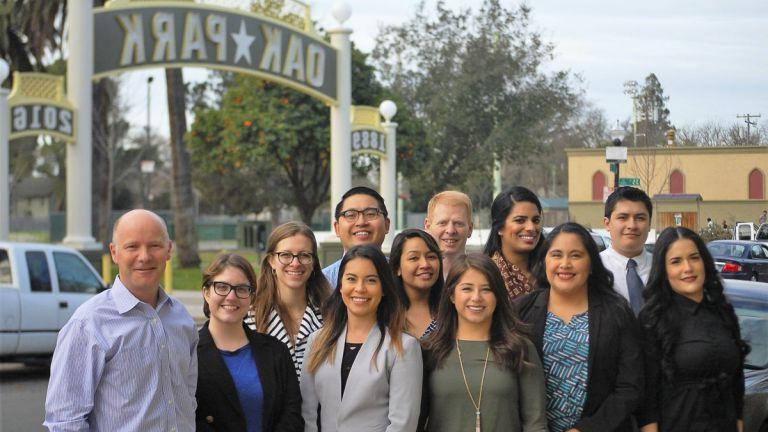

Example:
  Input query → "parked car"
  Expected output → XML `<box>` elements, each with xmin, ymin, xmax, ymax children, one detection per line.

<box><xmin>0</xmin><ymin>242</ymin><xmax>106</xmax><ymax>363</ymax></box>
<box><xmin>724</xmin><ymin>279</ymin><xmax>768</xmax><ymax>432</ymax></box>
<box><xmin>708</xmin><ymin>240</ymin><xmax>768</xmax><ymax>282</ymax></box>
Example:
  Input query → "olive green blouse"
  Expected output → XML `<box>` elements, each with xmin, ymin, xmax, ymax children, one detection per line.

<box><xmin>425</xmin><ymin>339</ymin><xmax>548</xmax><ymax>432</ymax></box>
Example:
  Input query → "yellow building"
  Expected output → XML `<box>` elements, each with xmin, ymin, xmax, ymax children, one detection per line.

<box><xmin>566</xmin><ymin>146</ymin><xmax>768</xmax><ymax>231</ymax></box>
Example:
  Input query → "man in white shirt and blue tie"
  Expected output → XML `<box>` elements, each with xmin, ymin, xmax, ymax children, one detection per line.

<box><xmin>599</xmin><ymin>187</ymin><xmax>654</xmax><ymax>315</ymax></box>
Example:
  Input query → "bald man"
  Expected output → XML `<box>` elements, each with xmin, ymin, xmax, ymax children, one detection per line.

<box><xmin>45</xmin><ymin>210</ymin><xmax>198</xmax><ymax>431</ymax></box>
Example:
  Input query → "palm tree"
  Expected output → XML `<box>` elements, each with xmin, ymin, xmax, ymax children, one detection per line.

<box><xmin>165</xmin><ymin>68</ymin><xmax>201</xmax><ymax>268</ymax></box>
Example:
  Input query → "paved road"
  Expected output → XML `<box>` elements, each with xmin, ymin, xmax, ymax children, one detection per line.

<box><xmin>0</xmin><ymin>290</ymin><xmax>205</xmax><ymax>432</ymax></box>
<box><xmin>0</xmin><ymin>363</ymin><xmax>49</xmax><ymax>432</ymax></box>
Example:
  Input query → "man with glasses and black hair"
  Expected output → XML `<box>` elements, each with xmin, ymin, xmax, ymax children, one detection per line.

<box><xmin>322</xmin><ymin>186</ymin><xmax>391</xmax><ymax>287</ymax></box>
<box><xmin>45</xmin><ymin>209</ymin><xmax>198</xmax><ymax>431</ymax></box>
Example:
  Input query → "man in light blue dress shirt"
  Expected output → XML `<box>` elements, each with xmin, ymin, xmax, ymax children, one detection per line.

<box><xmin>44</xmin><ymin>209</ymin><xmax>198</xmax><ymax>431</ymax></box>
<box><xmin>322</xmin><ymin>187</ymin><xmax>390</xmax><ymax>287</ymax></box>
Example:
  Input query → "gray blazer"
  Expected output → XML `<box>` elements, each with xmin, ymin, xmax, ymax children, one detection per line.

<box><xmin>299</xmin><ymin>325</ymin><xmax>423</xmax><ymax>432</ymax></box>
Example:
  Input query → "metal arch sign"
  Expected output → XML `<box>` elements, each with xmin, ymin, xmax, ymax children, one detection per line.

<box><xmin>8</xmin><ymin>72</ymin><xmax>76</xmax><ymax>142</ymax></box>
<box><xmin>351</xmin><ymin>106</ymin><xmax>386</xmax><ymax>159</ymax></box>
<box><xmin>93</xmin><ymin>1</ymin><xmax>338</xmax><ymax>104</ymax></box>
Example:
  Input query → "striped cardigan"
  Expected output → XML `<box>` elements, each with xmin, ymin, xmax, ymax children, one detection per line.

<box><xmin>246</xmin><ymin>304</ymin><xmax>323</xmax><ymax>378</ymax></box>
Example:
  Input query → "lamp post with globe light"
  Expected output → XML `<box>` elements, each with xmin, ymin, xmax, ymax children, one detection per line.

<box><xmin>379</xmin><ymin>100</ymin><xmax>397</xmax><ymax>235</ymax></box>
<box><xmin>609</xmin><ymin>121</ymin><xmax>627</xmax><ymax>190</ymax></box>
<box><xmin>0</xmin><ymin>59</ymin><xmax>9</xmax><ymax>240</ymax></box>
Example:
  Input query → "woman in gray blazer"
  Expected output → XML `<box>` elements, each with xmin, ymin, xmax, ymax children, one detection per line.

<box><xmin>300</xmin><ymin>245</ymin><xmax>423</xmax><ymax>432</ymax></box>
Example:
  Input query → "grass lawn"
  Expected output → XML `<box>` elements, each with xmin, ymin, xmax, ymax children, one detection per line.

<box><xmin>105</xmin><ymin>250</ymin><xmax>263</xmax><ymax>291</ymax></box>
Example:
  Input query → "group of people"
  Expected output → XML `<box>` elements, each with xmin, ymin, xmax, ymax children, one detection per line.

<box><xmin>43</xmin><ymin>185</ymin><xmax>749</xmax><ymax>432</ymax></box>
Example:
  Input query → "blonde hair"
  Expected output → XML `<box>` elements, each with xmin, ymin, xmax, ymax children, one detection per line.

<box><xmin>426</xmin><ymin>191</ymin><xmax>473</xmax><ymax>222</ymax></box>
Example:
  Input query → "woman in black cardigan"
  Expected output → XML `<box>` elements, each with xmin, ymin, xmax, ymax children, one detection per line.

<box><xmin>196</xmin><ymin>253</ymin><xmax>302</xmax><ymax>432</ymax></box>
<box><xmin>514</xmin><ymin>222</ymin><xmax>644</xmax><ymax>432</ymax></box>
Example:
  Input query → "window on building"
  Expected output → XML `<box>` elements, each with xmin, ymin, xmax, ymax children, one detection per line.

<box><xmin>749</xmin><ymin>169</ymin><xmax>764</xmax><ymax>199</ymax></box>
<box><xmin>592</xmin><ymin>171</ymin><xmax>605</xmax><ymax>201</ymax></box>
<box><xmin>670</xmin><ymin>170</ymin><xmax>684</xmax><ymax>194</ymax></box>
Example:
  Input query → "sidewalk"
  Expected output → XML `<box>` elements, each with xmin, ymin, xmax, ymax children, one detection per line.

<box><xmin>169</xmin><ymin>289</ymin><xmax>207</xmax><ymax>325</ymax></box>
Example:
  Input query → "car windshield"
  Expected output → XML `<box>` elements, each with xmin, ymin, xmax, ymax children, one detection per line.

<box><xmin>707</xmin><ymin>243</ymin><xmax>745</xmax><ymax>258</ymax></box>
<box><xmin>732</xmin><ymin>302</ymin><xmax>768</xmax><ymax>369</ymax></box>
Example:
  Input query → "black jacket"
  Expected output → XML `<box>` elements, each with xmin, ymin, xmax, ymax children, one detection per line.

<box><xmin>195</xmin><ymin>321</ymin><xmax>303</xmax><ymax>431</ymax></box>
<box><xmin>514</xmin><ymin>289</ymin><xmax>644</xmax><ymax>432</ymax></box>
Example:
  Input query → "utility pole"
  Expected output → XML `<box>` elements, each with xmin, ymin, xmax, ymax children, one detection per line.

<box><xmin>737</xmin><ymin>113</ymin><xmax>761</xmax><ymax>142</ymax></box>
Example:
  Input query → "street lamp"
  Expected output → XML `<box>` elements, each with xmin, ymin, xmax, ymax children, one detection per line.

<box><xmin>609</xmin><ymin>120</ymin><xmax>627</xmax><ymax>189</ymax></box>
<box><xmin>140</xmin><ymin>76</ymin><xmax>154</xmax><ymax>208</ymax></box>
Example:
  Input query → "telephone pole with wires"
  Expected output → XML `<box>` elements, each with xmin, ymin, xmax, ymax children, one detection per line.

<box><xmin>737</xmin><ymin>113</ymin><xmax>761</xmax><ymax>142</ymax></box>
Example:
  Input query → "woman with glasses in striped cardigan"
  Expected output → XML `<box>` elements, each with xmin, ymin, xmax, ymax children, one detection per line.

<box><xmin>247</xmin><ymin>222</ymin><xmax>331</xmax><ymax>378</ymax></box>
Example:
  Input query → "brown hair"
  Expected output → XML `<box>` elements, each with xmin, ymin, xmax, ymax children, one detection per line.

<box><xmin>252</xmin><ymin>222</ymin><xmax>330</xmax><ymax>342</ymax></box>
<box><xmin>422</xmin><ymin>253</ymin><xmax>532</xmax><ymax>373</ymax></box>
<box><xmin>201</xmin><ymin>253</ymin><xmax>258</xmax><ymax>318</ymax></box>
<box><xmin>306</xmin><ymin>245</ymin><xmax>408</xmax><ymax>373</ymax></box>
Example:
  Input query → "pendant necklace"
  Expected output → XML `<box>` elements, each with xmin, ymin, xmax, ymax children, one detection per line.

<box><xmin>456</xmin><ymin>339</ymin><xmax>490</xmax><ymax>432</ymax></box>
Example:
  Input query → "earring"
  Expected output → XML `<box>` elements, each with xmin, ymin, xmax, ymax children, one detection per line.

<box><xmin>272</xmin><ymin>268</ymin><xmax>276</xmax><ymax>275</ymax></box>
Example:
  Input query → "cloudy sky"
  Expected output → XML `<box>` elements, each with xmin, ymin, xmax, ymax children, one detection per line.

<box><xmin>124</xmin><ymin>0</ymin><xmax>767</xmax><ymax>138</ymax></box>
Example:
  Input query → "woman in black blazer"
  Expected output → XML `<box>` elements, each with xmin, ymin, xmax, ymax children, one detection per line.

<box><xmin>514</xmin><ymin>222</ymin><xmax>644</xmax><ymax>432</ymax></box>
<box><xmin>196</xmin><ymin>253</ymin><xmax>302</xmax><ymax>432</ymax></box>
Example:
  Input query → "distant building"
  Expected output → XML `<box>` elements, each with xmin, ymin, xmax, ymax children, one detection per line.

<box><xmin>11</xmin><ymin>177</ymin><xmax>55</xmax><ymax>219</ymax></box>
<box><xmin>566</xmin><ymin>145</ymin><xmax>768</xmax><ymax>232</ymax></box>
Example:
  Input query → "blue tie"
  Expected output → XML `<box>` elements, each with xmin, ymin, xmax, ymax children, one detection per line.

<box><xmin>626</xmin><ymin>259</ymin><xmax>644</xmax><ymax>315</ymax></box>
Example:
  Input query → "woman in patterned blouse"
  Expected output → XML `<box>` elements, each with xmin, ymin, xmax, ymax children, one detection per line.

<box><xmin>248</xmin><ymin>221</ymin><xmax>331</xmax><ymax>378</ymax></box>
<box><xmin>484</xmin><ymin>186</ymin><xmax>544</xmax><ymax>299</ymax></box>
<box><xmin>390</xmin><ymin>229</ymin><xmax>444</xmax><ymax>339</ymax></box>
<box><xmin>515</xmin><ymin>222</ymin><xmax>644</xmax><ymax>432</ymax></box>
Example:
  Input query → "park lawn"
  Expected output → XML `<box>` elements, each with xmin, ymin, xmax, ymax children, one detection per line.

<box><xmin>106</xmin><ymin>250</ymin><xmax>262</xmax><ymax>291</ymax></box>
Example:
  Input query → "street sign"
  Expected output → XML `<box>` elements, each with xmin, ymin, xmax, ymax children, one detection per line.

<box><xmin>605</xmin><ymin>146</ymin><xmax>627</xmax><ymax>163</ymax></box>
<box><xmin>619</xmin><ymin>177</ymin><xmax>640</xmax><ymax>187</ymax></box>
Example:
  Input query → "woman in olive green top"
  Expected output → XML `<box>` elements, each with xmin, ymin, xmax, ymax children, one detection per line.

<box><xmin>420</xmin><ymin>254</ymin><xmax>548</xmax><ymax>432</ymax></box>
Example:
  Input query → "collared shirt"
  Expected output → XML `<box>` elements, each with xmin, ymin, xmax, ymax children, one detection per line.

<box><xmin>44</xmin><ymin>276</ymin><xmax>198</xmax><ymax>432</ymax></box>
<box><xmin>322</xmin><ymin>258</ymin><xmax>342</xmax><ymax>289</ymax></box>
<box><xmin>600</xmin><ymin>247</ymin><xmax>652</xmax><ymax>302</ymax></box>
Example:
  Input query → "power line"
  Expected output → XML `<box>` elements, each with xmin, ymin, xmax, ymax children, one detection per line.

<box><xmin>737</xmin><ymin>113</ymin><xmax>761</xmax><ymax>141</ymax></box>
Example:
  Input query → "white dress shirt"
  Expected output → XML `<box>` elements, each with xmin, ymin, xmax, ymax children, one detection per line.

<box><xmin>599</xmin><ymin>247</ymin><xmax>653</xmax><ymax>302</ymax></box>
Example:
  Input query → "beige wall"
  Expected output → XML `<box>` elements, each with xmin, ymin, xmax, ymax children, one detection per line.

<box><xmin>567</xmin><ymin>146</ymin><xmax>768</xmax><ymax>229</ymax></box>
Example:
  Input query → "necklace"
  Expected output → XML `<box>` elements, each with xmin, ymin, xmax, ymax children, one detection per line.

<box><xmin>456</xmin><ymin>339</ymin><xmax>490</xmax><ymax>432</ymax></box>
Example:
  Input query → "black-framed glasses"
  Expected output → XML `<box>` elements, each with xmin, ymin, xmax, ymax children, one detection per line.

<box><xmin>207</xmin><ymin>281</ymin><xmax>254</xmax><ymax>299</ymax></box>
<box><xmin>274</xmin><ymin>251</ymin><xmax>314</xmax><ymax>265</ymax></box>
<box><xmin>338</xmin><ymin>207</ymin><xmax>385</xmax><ymax>222</ymax></box>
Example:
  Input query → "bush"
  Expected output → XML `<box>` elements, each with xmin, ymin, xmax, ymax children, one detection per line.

<box><xmin>699</xmin><ymin>224</ymin><xmax>732</xmax><ymax>243</ymax></box>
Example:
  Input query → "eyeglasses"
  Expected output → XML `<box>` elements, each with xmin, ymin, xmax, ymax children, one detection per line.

<box><xmin>338</xmin><ymin>207</ymin><xmax>385</xmax><ymax>222</ymax></box>
<box><xmin>274</xmin><ymin>251</ymin><xmax>314</xmax><ymax>265</ymax></box>
<box><xmin>207</xmin><ymin>281</ymin><xmax>254</xmax><ymax>299</ymax></box>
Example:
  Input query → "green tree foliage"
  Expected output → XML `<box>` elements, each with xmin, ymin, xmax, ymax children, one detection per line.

<box><xmin>633</xmin><ymin>73</ymin><xmax>673</xmax><ymax>146</ymax></box>
<box><xmin>372</xmin><ymin>0</ymin><xmax>580</xmax><ymax>209</ymax></box>
<box><xmin>188</xmin><ymin>47</ymin><xmax>398</xmax><ymax>223</ymax></box>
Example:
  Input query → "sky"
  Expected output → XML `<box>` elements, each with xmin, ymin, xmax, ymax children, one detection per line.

<box><xmin>122</xmin><ymin>0</ymin><xmax>768</xmax><ymax>140</ymax></box>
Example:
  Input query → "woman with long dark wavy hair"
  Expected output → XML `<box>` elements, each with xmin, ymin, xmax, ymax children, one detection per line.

<box><xmin>515</xmin><ymin>222</ymin><xmax>644</xmax><ymax>432</ymax></box>
<box><xmin>390</xmin><ymin>229</ymin><xmax>444</xmax><ymax>339</ymax></box>
<box><xmin>247</xmin><ymin>222</ymin><xmax>330</xmax><ymax>378</ymax></box>
<box><xmin>637</xmin><ymin>227</ymin><xmax>748</xmax><ymax>432</ymax></box>
<box><xmin>484</xmin><ymin>186</ymin><xmax>544</xmax><ymax>299</ymax></box>
<box><xmin>299</xmin><ymin>245</ymin><xmax>423</xmax><ymax>432</ymax></box>
<box><xmin>420</xmin><ymin>253</ymin><xmax>547</xmax><ymax>432</ymax></box>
